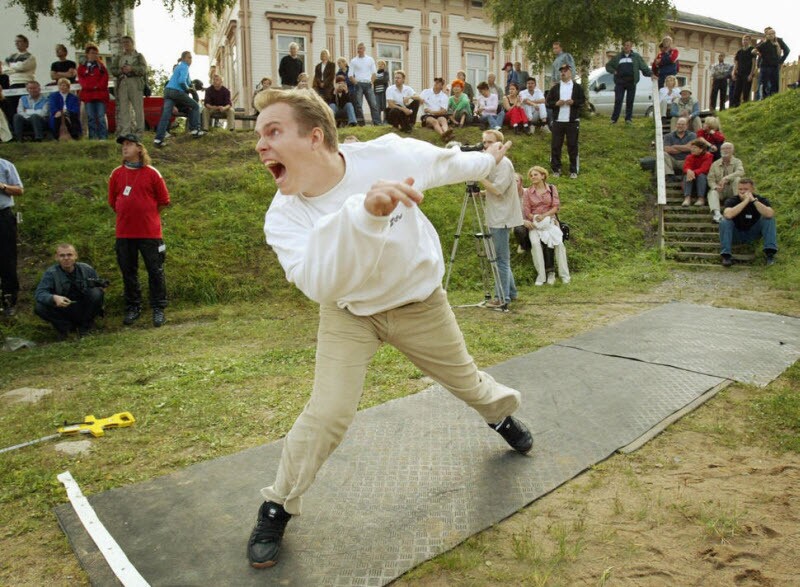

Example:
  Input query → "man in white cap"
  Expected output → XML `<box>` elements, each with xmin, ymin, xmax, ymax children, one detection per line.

<box><xmin>670</xmin><ymin>87</ymin><xmax>700</xmax><ymax>131</ymax></box>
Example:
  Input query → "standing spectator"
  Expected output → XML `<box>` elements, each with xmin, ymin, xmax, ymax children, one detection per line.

<box><xmin>709</xmin><ymin>53</ymin><xmax>733</xmax><ymax>111</ymax></box>
<box><xmin>420</xmin><ymin>77</ymin><xmax>452</xmax><ymax>141</ymax></box>
<box><xmin>550</xmin><ymin>42</ymin><xmax>575</xmax><ymax>86</ymax></box>
<box><xmin>502</xmin><ymin>62</ymin><xmax>519</xmax><ymax>95</ymax></box>
<box><xmin>659</xmin><ymin>74</ymin><xmax>680</xmax><ymax>122</ymax></box>
<box><xmin>312</xmin><ymin>49</ymin><xmax>335</xmax><ymax>105</ymax></box>
<box><xmin>681</xmin><ymin>139</ymin><xmax>713</xmax><ymax>207</ymax></box>
<box><xmin>154</xmin><ymin>51</ymin><xmax>204</xmax><ymax>147</ymax></box>
<box><xmin>12</xmin><ymin>81</ymin><xmax>48</xmax><ymax>141</ymax></box>
<box><xmin>111</xmin><ymin>35</ymin><xmax>148</xmax><ymax>135</ymax></box>
<box><xmin>475</xmin><ymin>81</ymin><xmax>503</xmax><ymax>130</ymax></box>
<box><xmin>662</xmin><ymin>117</ymin><xmax>696</xmax><ymax>180</ymax></box>
<box><xmin>34</xmin><ymin>244</ymin><xmax>106</xmax><ymax>339</ymax></box>
<box><xmin>546</xmin><ymin>63</ymin><xmax>585</xmax><ymax>179</ymax></box>
<box><xmin>670</xmin><ymin>87</ymin><xmax>700</xmax><ymax>131</ymax></box>
<box><xmin>697</xmin><ymin>116</ymin><xmax>725</xmax><ymax>160</ymax></box>
<box><xmin>605</xmin><ymin>40</ymin><xmax>653</xmax><ymax>124</ymax></box>
<box><xmin>707</xmin><ymin>142</ymin><xmax>744</xmax><ymax>223</ymax></box>
<box><xmin>456</xmin><ymin>70</ymin><xmax>475</xmax><ymax>114</ymax></box>
<box><xmin>279</xmin><ymin>43</ymin><xmax>303</xmax><ymax>88</ymax></box>
<box><xmin>756</xmin><ymin>28</ymin><xmax>790</xmax><ymax>98</ymax></box>
<box><xmin>202</xmin><ymin>74</ymin><xmax>235</xmax><ymax>131</ymax></box>
<box><xmin>720</xmin><ymin>178</ymin><xmax>777</xmax><ymax>267</ymax></box>
<box><xmin>480</xmin><ymin>129</ymin><xmax>523</xmax><ymax>307</ymax></box>
<box><xmin>373</xmin><ymin>60</ymin><xmax>390</xmax><ymax>122</ymax></box>
<box><xmin>521</xmin><ymin>166</ymin><xmax>570</xmax><ymax>285</ymax></box>
<box><xmin>447</xmin><ymin>79</ymin><xmax>472</xmax><ymax>127</ymax></box>
<box><xmin>108</xmin><ymin>134</ymin><xmax>170</xmax><ymax>327</ymax></box>
<box><xmin>0</xmin><ymin>158</ymin><xmax>23</xmax><ymax>316</ymax></box>
<box><xmin>515</xmin><ymin>62</ymin><xmax>529</xmax><ymax>87</ymax></box>
<box><xmin>349</xmin><ymin>42</ymin><xmax>381</xmax><ymax>126</ymax></box>
<box><xmin>502</xmin><ymin>82</ymin><xmax>529</xmax><ymax>134</ymax></box>
<box><xmin>47</xmin><ymin>77</ymin><xmax>81</xmax><ymax>140</ymax></box>
<box><xmin>49</xmin><ymin>44</ymin><xmax>77</xmax><ymax>85</ymax></box>
<box><xmin>731</xmin><ymin>35</ymin><xmax>757</xmax><ymax>107</ymax></box>
<box><xmin>486</xmin><ymin>73</ymin><xmax>505</xmax><ymax>103</ymax></box>
<box><xmin>329</xmin><ymin>75</ymin><xmax>357</xmax><ymax>127</ymax></box>
<box><xmin>77</xmin><ymin>45</ymin><xmax>110</xmax><ymax>140</ymax></box>
<box><xmin>519</xmin><ymin>78</ymin><xmax>548</xmax><ymax>131</ymax></box>
<box><xmin>3</xmin><ymin>35</ymin><xmax>37</xmax><ymax>122</ymax></box>
<box><xmin>652</xmin><ymin>35</ymin><xmax>679</xmax><ymax>88</ymax></box>
<box><xmin>384</xmin><ymin>70</ymin><xmax>420</xmax><ymax>133</ymax></box>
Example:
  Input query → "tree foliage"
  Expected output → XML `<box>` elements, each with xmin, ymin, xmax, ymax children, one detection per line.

<box><xmin>485</xmin><ymin>0</ymin><xmax>675</xmax><ymax>72</ymax></box>
<box><xmin>9</xmin><ymin>0</ymin><xmax>236</xmax><ymax>46</ymax></box>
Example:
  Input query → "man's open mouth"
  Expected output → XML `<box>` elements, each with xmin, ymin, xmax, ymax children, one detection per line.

<box><xmin>263</xmin><ymin>160</ymin><xmax>286</xmax><ymax>183</ymax></box>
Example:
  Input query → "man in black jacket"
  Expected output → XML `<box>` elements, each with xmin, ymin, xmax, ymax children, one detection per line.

<box><xmin>34</xmin><ymin>244</ymin><xmax>106</xmax><ymax>339</ymax></box>
<box><xmin>278</xmin><ymin>43</ymin><xmax>303</xmax><ymax>88</ymax></box>
<box><xmin>546</xmin><ymin>63</ymin><xmax>585</xmax><ymax>179</ymax></box>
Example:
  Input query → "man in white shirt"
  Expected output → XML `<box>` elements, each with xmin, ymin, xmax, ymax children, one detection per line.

<box><xmin>12</xmin><ymin>80</ymin><xmax>49</xmax><ymax>141</ymax></box>
<box><xmin>384</xmin><ymin>70</ymin><xmax>420</xmax><ymax>132</ymax></box>
<box><xmin>480</xmin><ymin>130</ymin><xmax>523</xmax><ymax>308</ymax></box>
<box><xmin>545</xmin><ymin>64</ymin><xmax>585</xmax><ymax>178</ymax></box>
<box><xmin>518</xmin><ymin>78</ymin><xmax>548</xmax><ymax>133</ymax></box>
<box><xmin>246</xmin><ymin>88</ymin><xmax>533</xmax><ymax>570</ymax></box>
<box><xmin>419</xmin><ymin>77</ymin><xmax>452</xmax><ymax>141</ymax></box>
<box><xmin>349</xmin><ymin>42</ymin><xmax>382</xmax><ymax>126</ymax></box>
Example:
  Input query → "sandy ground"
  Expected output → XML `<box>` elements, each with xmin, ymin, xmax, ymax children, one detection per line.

<box><xmin>396</xmin><ymin>268</ymin><xmax>800</xmax><ymax>587</ymax></box>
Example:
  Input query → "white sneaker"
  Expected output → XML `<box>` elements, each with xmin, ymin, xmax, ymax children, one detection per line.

<box><xmin>534</xmin><ymin>279</ymin><xmax>545</xmax><ymax>286</ymax></box>
<box><xmin>712</xmin><ymin>210</ymin><xmax>723</xmax><ymax>223</ymax></box>
<box><xmin>153</xmin><ymin>138</ymin><xmax>164</xmax><ymax>147</ymax></box>
<box><xmin>546</xmin><ymin>272</ymin><xmax>556</xmax><ymax>285</ymax></box>
<box><xmin>191</xmin><ymin>129</ymin><xmax>206</xmax><ymax>138</ymax></box>
<box><xmin>561</xmin><ymin>276</ymin><xmax>571</xmax><ymax>284</ymax></box>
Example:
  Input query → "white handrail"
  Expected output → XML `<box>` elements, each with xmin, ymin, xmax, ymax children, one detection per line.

<box><xmin>652</xmin><ymin>79</ymin><xmax>666</xmax><ymax>206</ymax></box>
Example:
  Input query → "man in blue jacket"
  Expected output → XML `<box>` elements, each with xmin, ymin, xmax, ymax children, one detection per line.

<box><xmin>154</xmin><ymin>51</ymin><xmax>205</xmax><ymax>147</ymax></box>
<box><xmin>34</xmin><ymin>243</ymin><xmax>107</xmax><ymax>339</ymax></box>
<box><xmin>606</xmin><ymin>41</ymin><xmax>653</xmax><ymax>124</ymax></box>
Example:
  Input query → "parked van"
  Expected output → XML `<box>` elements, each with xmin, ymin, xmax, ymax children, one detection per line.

<box><xmin>586</xmin><ymin>67</ymin><xmax>656</xmax><ymax>118</ymax></box>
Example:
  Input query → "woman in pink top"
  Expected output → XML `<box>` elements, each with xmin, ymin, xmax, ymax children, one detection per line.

<box><xmin>521</xmin><ymin>165</ymin><xmax>570</xmax><ymax>285</ymax></box>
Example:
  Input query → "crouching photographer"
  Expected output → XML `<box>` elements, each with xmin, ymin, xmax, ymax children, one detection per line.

<box><xmin>34</xmin><ymin>243</ymin><xmax>108</xmax><ymax>339</ymax></box>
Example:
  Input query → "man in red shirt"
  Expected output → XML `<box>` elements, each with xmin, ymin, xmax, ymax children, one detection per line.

<box><xmin>108</xmin><ymin>134</ymin><xmax>170</xmax><ymax>326</ymax></box>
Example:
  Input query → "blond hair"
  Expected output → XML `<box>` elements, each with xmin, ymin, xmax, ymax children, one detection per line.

<box><xmin>254</xmin><ymin>89</ymin><xmax>338</xmax><ymax>152</ymax></box>
<box><xmin>120</xmin><ymin>143</ymin><xmax>152</xmax><ymax>167</ymax></box>
<box><xmin>527</xmin><ymin>165</ymin><xmax>549</xmax><ymax>183</ymax></box>
<box><xmin>703</xmin><ymin>116</ymin><xmax>721</xmax><ymax>131</ymax></box>
<box><xmin>482</xmin><ymin>129</ymin><xmax>504</xmax><ymax>143</ymax></box>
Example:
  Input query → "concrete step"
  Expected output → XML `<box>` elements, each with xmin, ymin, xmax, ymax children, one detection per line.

<box><xmin>664</xmin><ymin>205</ymin><xmax>712</xmax><ymax>213</ymax></box>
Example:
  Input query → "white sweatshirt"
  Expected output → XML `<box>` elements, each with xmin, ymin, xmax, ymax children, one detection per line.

<box><xmin>264</xmin><ymin>134</ymin><xmax>496</xmax><ymax>315</ymax></box>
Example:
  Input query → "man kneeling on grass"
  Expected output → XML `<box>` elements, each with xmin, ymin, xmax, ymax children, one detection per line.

<box><xmin>719</xmin><ymin>178</ymin><xmax>777</xmax><ymax>267</ymax></box>
<box><xmin>247</xmin><ymin>88</ymin><xmax>533</xmax><ymax>569</ymax></box>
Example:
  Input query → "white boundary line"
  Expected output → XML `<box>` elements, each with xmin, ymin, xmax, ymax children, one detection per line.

<box><xmin>57</xmin><ymin>471</ymin><xmax>150</xmax><ymax>587</ymax></box>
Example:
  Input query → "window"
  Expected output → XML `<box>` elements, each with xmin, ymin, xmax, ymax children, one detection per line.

<box><xmin>465</xmin><ymin>52</ymin><xmax>489</xmax><ymax>88</ymax></box>
<box><xmin>377</xmin><ymin>43</ymin><xmax>403</xmax><ymax>78</ymax></box>
<box><xmin>471</xmin><ymin>0</ymin><xmax>484</xmax><ymax>7</ymax></box>
<box><xmin>276</xmin><ymin>34</ymin><xmax>307</xmax><ymax>72</ymax></box>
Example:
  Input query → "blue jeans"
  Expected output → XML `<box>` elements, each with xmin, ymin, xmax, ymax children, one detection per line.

<box><xmin>353</xmin><ymin>81</ymin><xmax>381</xmax><ymax>124</ymax></box>
<box><xmin>481</xmin><ymin>112</ymin><xmax>504</xmax><ymax>128</ymax></box>
<box><xmin>329</xmin><ymin>102</ymin><xmax>357</xmax><ymax>125</ymax></box>
<box><xmin>84</xmin><ymin>101</ymin><xmax>108</xmax><ymax>139</ymax></box>
<box><xmin>719</xmin><ymin>217</ymin><xmax>778</xmax><ymax>256</ymax></box>
<box><xmin>684</xmin><ymin>173</ymin><xmax>708</xmax><ymax>197</ymax></box>
<box><xmin>156</xmin><ymin>88</ymin><xmax>201</xmax><ymax>140</ymax></box>
<box><xmin>490</xmin><ymin>227</ymin><xmax>517</xmax><ymax>302</ymax></box>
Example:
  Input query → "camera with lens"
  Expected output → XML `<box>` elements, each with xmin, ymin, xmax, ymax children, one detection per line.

<box><xmin>86</xmin><ymin>277</ymin><xmax>110</xmax><ymax>289</ymax></box>
<box><xmin>459</xmin><ymin>142</ymin><xmax>485</xmax><ymax>153</ymax></box>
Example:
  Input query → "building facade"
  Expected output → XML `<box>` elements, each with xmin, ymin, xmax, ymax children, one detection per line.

<box><xmin>197</xmin><ymin>3</ymin><xmax>763</xmax><ymax>114</ymax></box>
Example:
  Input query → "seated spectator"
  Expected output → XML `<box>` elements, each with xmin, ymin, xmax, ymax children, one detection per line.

<box><xmin>662</xmin><ymin>117</ymin><xmax>696</xmax><ymax>180</ymax></box>
<box><xmin>384</xmin><ymin>70</ymin><xmax>420</xmax><ymax>133</ymax></box>
<box><xmin>252</xmin><ymin>77</ymin><xmax>272</xmax><ymax>111</ymax></box>
<box><xmin>659</xmin><ymin>74</ymin><xmax>680</xmax><ymax>121</ymax></box>
<box><xmin>295</xmin><ymin>72</ymin><xmax>309</xmax><ymax>90</ymax></box>
<box><xmin>707</xmin><ymin>142</ymin><xmax>744</xmax><ymax>223</ymax></box>
<box><xmin>697</xmin><ymin>116</ymin><xmax>725</xmax><ymax>160</ymax></box>
<box><xmin>455</xmin><ymin>70</ymin><xmax>475</xmax><ymax>113</ymax></box>
<box><xmin>34</xmin><ymin>243</ymin><xmax>106</xmax><ymax>339</ymax></box>
<box><xmin>681</xmin><ymin>139</ymin><xmax>713</xmax><ymax>207</ymax></box>
<box><xmin>202</xmin><ymin>73</ymin><xmax>235</xmax><ymax>131</ymax></box>
<box><xmin>519</xmin><ymin>77</ymin><xmax>548</xmax><ymax>132</ymax></box>
<box><xmin>329</xmin><ymin>75</ymin><xmax>357</xmax><ymax>127</ymax></box>
<box><xmin>420</xmin><ymin>77</ymin><xmax>451</xmax><ymax>141</ymax></box>
<box><xmin>47</xmin><ymin>77</ymin><xmax>81</xmax><ymax>140</ymax></box>
<box><xmin>670</xmin><ymin>87</ymin><xmax>700</xmax><ymax>131</ymax></box>
<box><xmin>521</xmin><ymin>165</ymin><xmax>570</xmax><ymax>285</ymax></box>
<box><xmin>77</xmin><ymin>45</ymin><xmax>110</xmax><ymax>140</ymax></box>
<box><xmin>335</xmin><ymin>58</ymin><xmax>355</xmax><ymax>96</ymax></box>
<box><xmin>12</xmin><ymin>80</ymin><xmax>48</xmax><ymax>141</ymax></box>
<box><xmin>447</xmin><ymin>79</ymin><xmax>472</xmax><ymax>127</ymax></box>
<box><xmin>502</xmin><ymin>82</ymin><xmax>529</xmax><ymax>134</ymax></box>
<box><xmin>475</xmin><ymin>81</ymin><xmax>503</xmax><ymax>130</ymax></box>
<box><xmin>719</xmin><ymin>178</ymin><xmax>777</xmax><ymax>267</ymax></box>
<box><xmin>49</xmin><ymin>44</ymin><xmax>77</xmax><ymax>86</ymax></box>
<box><xmin>486</xmin><ymin>73</ymin><xmax>505</xmax><ymax>103</ymax></box>
<box><xmin>373</xmin><ymin>60</ymin><xmax>389</xmax><ymax>122</ymax></box>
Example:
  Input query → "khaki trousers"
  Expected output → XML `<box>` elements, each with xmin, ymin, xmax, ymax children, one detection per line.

<box><xmin>116</xmin><ymin>77</ymin><xmax>145</xmax><ymax>135</ymax></box>
<box><xmin>707</xmin><ymin>179</ymin><xmax>738</xmax><ymax>213</ymax></box>
<box><xmin>201</xmin><ymin>107</ymin><xmax>236</xmax><ymax>130</ymax></box>
<box><xmin>261</xmin><ymin>286</ymin><xmax>521</xmax><ymax>514</ymax></box>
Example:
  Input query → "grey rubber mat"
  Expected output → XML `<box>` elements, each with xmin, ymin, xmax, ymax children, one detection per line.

<box><xmin>56</xmin><ymin>344</ymin><xmax>726</xmax><ymax>586</ymax></box>
<box><xmin>558</xmin><ymin>302</ymin><xmax>800</xmax><ymax>386</ymax></box>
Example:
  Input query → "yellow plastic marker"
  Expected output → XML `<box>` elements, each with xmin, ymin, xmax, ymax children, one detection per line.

<box><xmin>0</xmin><ymin>412</ymin><xmax>136</xmax><ymax>454</ymax></box>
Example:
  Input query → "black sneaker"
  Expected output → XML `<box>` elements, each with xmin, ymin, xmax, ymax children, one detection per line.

<box><xmin>721</xmin><ymin>255</ymin><xmax>733</xmax><ymax>267</ymax></box>
<box><xmin>766</xmin><ymin>255</ymin><xmax>776</xmax><ymax>267</ymax></box>
<box><xmin>248</xmin><ymin>501</ymin><xmax>291</xmax><ymax>569</ymax></box>
<box><xmin>123</xmin><ymin>306</ymin><xmax>141</xmax><ymax>325</ymax></box>
<box><xmin>153</xmin><ymin>308</ymin><xmax>166</xmax><ymax>327</ymax></box>
<box><xmin>489</xmin><ymin>416</ymin><xmax>533</xmax><ymax>454</ymax></box>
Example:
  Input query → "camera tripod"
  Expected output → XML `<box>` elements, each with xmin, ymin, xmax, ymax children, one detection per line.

<box><xmin>444</xmin><ymin>183</ymin><xmax>507</xmax><ymax>311</ymax></box>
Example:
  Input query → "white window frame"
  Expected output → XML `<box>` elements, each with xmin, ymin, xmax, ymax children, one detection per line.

<box><xmin>276</xmin><ymin>34</ymin><xmax>307</xmax><ymax>74</ymax></box>
<box><xmin>465</xmin><ymin>52</ymin><xmax>489</xmax><ymax>89</ymax></box>
<box><xmin>377</xmin><ymin>42</ymin><xmax>403</xmax><ymax>79</ymax></box>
